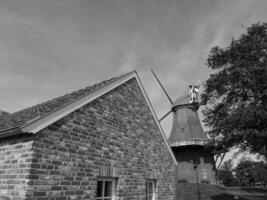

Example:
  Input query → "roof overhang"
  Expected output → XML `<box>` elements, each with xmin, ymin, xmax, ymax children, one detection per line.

<box><xmin>0</xmin><ymin>126</ymin><xmax>23</xmax><ymax>139</ymax></box>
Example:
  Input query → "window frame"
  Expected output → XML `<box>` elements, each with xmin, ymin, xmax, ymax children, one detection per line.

<box><xmin>96</xmin><ymin>178</ymin><xmax>116</xmax><ymax>200</ymax></box>
<box><xmin>146</xmin><ymin>179</ymin><xmax>156</xmax><ymax>200</ymax></box>
<box><xmin>201</xmin><ymin>169</ymin><xmax>207</xmax><ymax>179</ymax></box>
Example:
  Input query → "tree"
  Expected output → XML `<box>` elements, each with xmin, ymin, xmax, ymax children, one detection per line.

<box><xmin>217</xmin><ymin>159</ymin><xmax>237</xmax><ymax>186</ymax></box>
<box><xmin>217</xmin><ymin>170</ymin><xmax>237</xmax><ymax>186</ymax></box>
<box><xmin>201</xmin><ymin>23</ymin><xmax>267</xmax><ymax>159</ymax></box>
<box><xmin>221</xmin><ymin>159</ymin><xmax>233</xmax><ymax>171</ymax></box>
<box><xmin>234</xmin><ymin>160</ymin><xmax>267</xmax><ymax>187</ymax></box>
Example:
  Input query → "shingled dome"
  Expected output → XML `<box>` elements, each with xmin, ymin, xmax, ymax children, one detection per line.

<box><xmin>168</xmin><ymin>93</ymin><xmax>208</xmax><ymax>147</ymax></box>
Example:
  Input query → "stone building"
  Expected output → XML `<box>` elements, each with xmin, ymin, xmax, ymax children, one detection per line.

<box><xmin>0</xmin><ymin>71</ymin><xmax>178</xmax><ymax>200</ymax></box>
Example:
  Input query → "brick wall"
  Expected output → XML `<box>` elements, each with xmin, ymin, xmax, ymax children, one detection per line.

<box><xmin>26</xmin><ymin>78</ymin><xmax>177</xmax><ymax>200</ymax></box>
<box><xmin>173</xmin><ymin>147</ymin><xmax>216</xmax><ymax>184</ymax></box>
<box><xmin>0</xmin><ymin>135</ymin><xmax>35</xmax><ymax>200</ymax></box>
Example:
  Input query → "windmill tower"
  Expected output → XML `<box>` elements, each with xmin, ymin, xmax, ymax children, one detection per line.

<box><xmin>151</xmin><ymin>70</ymin><xmax>216</xmax><ymax>185</ymax></box>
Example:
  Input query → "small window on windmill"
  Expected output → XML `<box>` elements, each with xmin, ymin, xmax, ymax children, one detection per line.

<box><xmin>201</xmin><ymin>169</ymin><xmax>207</xmax><ymax>179</ymax></box>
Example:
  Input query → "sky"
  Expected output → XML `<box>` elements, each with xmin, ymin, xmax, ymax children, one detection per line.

<box><xmin>1</xmin><ymin>0</ymin><xmax>267</xmax><ymax>142</ymax></box>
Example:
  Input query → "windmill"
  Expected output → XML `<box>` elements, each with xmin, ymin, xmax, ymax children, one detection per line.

<box><xmin>151</xmin><ymin>69</ymin><xmax>217</xmax><ymax>185</ymax></box>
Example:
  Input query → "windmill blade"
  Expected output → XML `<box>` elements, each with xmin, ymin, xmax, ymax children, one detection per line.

<box><xmin>215</xmin><ymin>154</ymin><xmax>220</xmax><ymax>164</ymax></box>
<box><xmin>217</xmin><ymin>152</ymin><xmax>226</xmax><ymax>170</ymax></box>
<box><xmin>151</xmin><ymin>69</ymin><xmax>173</xmax><ymax>104</ymax></box>
<box><xmin>159</xmin><ymin>110</ymin><xmax>172</xmax><ymax>122</ymax></box>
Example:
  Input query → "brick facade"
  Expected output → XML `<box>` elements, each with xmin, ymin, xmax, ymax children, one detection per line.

<box><xmin>0</xmin><ymin>78</ymin><xmax>177</xmax><ymax>200</ymax></box>
<box><xmin>0</xmin><ymin>135</ymin><xmax>35</xmax><ymax>199</ymax></box>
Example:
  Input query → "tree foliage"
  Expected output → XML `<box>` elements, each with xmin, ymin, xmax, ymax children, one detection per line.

<box><xmin>221</xmin><ymin>159</ymin><xmax>233</xmax><ymax>171</ymax></box>
<box><xmin>234</xmin><ymin>160</ymin><xmax>267</xmax><ymax>187</ymax></box>
<box><xmin>202</xmin><ymin>23</ymin><xmax>267</xmax><ymax>158</ymax></box>
<box><xmin>217</xmin><ymin>159</ymin><xmax>267</xmax><ymax>187</ymax></box>
<box><xmin>217</xmin><ymin>170</ymin><xmax>237</xmax><ymax>187</ymax></box>
<box><xmin>217</xmin><ymin>159</ymin><xmax>237</xmax><ymax>186</ymax></box>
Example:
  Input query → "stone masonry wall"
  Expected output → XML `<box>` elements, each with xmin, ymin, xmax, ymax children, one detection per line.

<box><xmin>0</xmin><ymin>135</ymin><xmax>35</xmax><ymax>200</ymax></box>
<box><xmin>27</xmin><ymin>78</ymin><xmax>177</xmax><ymax>200</ymax></box>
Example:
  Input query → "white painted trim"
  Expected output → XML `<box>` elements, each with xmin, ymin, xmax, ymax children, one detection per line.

<box><xmin>21</xmin><ymin>72</ymin><xmax>136</xmax><ymax>134</ymax></box>
<box><xmin>133</xmin><ymin>72</ymin><xmax>177</xmax><ymax>165</ymax></box>
<box><xmin>170</xmin><ymin>139</ymin><xmax>209</xmax><ymax>147</ymax></box>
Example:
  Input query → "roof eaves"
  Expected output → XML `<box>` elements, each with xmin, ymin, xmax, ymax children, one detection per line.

<box><xmin>0</xmin><ymin>126</ymin><xmax>23</xmax><ymax>139</ymax></box>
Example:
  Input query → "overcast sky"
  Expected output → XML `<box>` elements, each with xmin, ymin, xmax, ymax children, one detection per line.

<box><xmin>1</xmin><ymin>0</ymin><xmax>267</xmax><ymax>137</ymax></box>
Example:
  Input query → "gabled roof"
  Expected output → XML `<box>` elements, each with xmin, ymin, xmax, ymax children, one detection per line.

<box><xmin>0</xmin><ymin>71</ymin><xmax>134</xmax><ymax>134</ymax></box>
<box><xmin>0</xmin><ymin>71</ymin><xmax>177</xmax><ymax>165</ymax></box>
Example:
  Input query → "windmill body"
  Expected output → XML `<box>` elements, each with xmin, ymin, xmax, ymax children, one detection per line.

<box><xmin>151</xmin><ymin>70</ymin><xmax>217</xmax><ymax>185</ymax></box>
<box><xmin>169</xmin><ymin>86</ymin><xmax>216</xmax><ymax>184</ymax></box>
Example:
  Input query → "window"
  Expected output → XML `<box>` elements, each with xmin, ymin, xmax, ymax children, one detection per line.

<box><xmin>201</xmin><ymin>169</ymin><xmax>207</xmax><ymax>179</ymax></box>
<box><xmin>96</xmin><ymin>178</ymin><xmax>116</xmax><ymax>200</ymax></box>
<box><xmin>146</xmin><ymin>180</ymin><xmax>156</xmax><ymax>200</ymax></box>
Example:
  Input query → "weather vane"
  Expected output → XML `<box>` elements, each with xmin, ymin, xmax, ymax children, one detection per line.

<box><xmin>188</xmin><ymin>82</ymin><xmax>200</xmax><ymax>104</ymax></box>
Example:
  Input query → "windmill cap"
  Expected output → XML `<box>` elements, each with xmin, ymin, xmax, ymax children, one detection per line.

<box><xmin>172</xmin><ymin>93</ymin><xmax>199</xmax><ymax>110</ymax></box>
